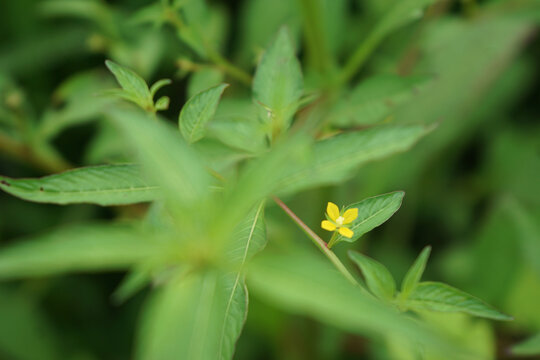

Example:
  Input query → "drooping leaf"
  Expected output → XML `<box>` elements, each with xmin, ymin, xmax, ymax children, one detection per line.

<box><xmin>330</xmin><ymin>74</ymin><xmax>431</xmax><ymax>127</ymax></box>
<box><xmin>136</xmin><ymin>270</ymin><xmax>245</xmax><ymax>360</ymax></box>
<box><xmin>105</xmin><ymin>60</ymin><xmax>153</xmax><ymax>110</ymax></box>
<box><xmin>349</xmin><ymin>251</ymin><xmax>396</xmax><ymax>301</ymax></box>
<box><xmin>253</xmin><ymin>27</ymin><xmax>303</xmax><ymax>127</ymax></box>
<box><xmin>401</xmin><ymin>246</ymin><xmax>431</xmax><ymax>298</ymax></box>
<box><xmin>0</xmin><ymin>224</ymin><xmax>164</xmax><ymax>279</ymax></box>
<box><xmin>406</xmin><ymin>282</ymin><xmax>512</xmax><ymax>321</ymax></box>
<box><xmin>179</xmin><ymin>83</ymin><xmax>229</xmax><ymax>143</ymax></box>
<box><xmin>336</xmin><ymin>191</ymin><xmax>405</xmax><ymax>244</ymax></box>
<box><xmin>276</xmin><ymin>125</ymin><xmax>431</xmax><ymax>195</ymax></box>
<box><xmin>512</xmin><ymin>333</ymin><xmax>540</xmax><ymax>356</ymax></box>
<box><xmin>0</xmin><ymin>164</ymin><xmax>159</xmax><ymax>206</ymax></box>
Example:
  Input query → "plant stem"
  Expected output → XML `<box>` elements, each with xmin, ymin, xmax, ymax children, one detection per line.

<box><xmin>298</xmin><ymin>0</ymin><xmax>332</xmax><ymax>75</ymax></box>
<box><xmin>273</xmin><ymin>196</ymin><xmax>358</xmax><ymax>285</ymax></box>
<box><xmin>336</xmin><ymin>30</ymin><xmax>381</xmax><ymax>86</ymax></box>
<box><xmin>0</xmin><ymin>132</ymin><xmax>71</xmax><ymax>173</ymax></box>
<box><xmin>166</xmin><ymin>7</ymin><xmax>252</xmax><ymax>86</ymax></box>
<box><xmin>204</xmin><ymin>47</ymin><xmax>252</xmax><ymax>86</ymax></box>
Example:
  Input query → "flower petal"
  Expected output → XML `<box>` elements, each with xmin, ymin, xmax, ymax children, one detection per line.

<box><xmin>326</xmin><ymin>202</ymin><xmax>340</xmax><ymax>221</ymax></box>
<box><xmin>339</xmin><ymin>227</ymin><xmax>354</xmax><ymax>238</ymax></box>
<box><xmin>321</xmin><ymin>220</ymin><xmax>336</xmax><ymax>231</ymax></box>
<box><xmin>342</xmin><ymin>208</ymin><xmax>358</xmax><ymax>224</ymax></box>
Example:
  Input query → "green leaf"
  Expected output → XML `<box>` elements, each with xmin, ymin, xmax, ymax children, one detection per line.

<box><xmin>401</xmin><ymin>246</ymin><xmax>431</xmax><ymax>298</ymax></box>
<box><xmin>276</xmin><ymin>125</ymin><xmax>431</xmax><ymax>195</ymax></box>
<box><xmin>179</xmin><ymin>83</ymin><xmax>229</xmax><ymax>143</ymax></box>
<box><xmin>149</xmin><ymin>79</ymin><xmax>172</xmax><ymax>98</ymax></box>
<box><xmin>330</xmin><ymin>74</ymin><xmax>431</xmax><ymax>127</ymax></box>
<box><xmin>0</xmin><ymin>164</ymin><xmax>159</xmax><ymax>206</ymax></box>
<box><xmin>336</xmin><ymin>191</ymin><xmax>404</xmax><ymax>244</ymax></box>
<box><xmin>214</xmin><ymin>203</ymin><xmax>265</xmax><ymax>360</ymax></box>
<box><xmin>0</xmin><ymin>224</ymin><xmax>163</xmax><ymax>279</ymax></box>
<box><xmin>253</xmin><ymin>27</ymin><xmax>303</xmax><ymax>126</ymax></box>
<box><xmin>226</xmin><ymin>201</ymin><xmax>267</xmax><ymax>266</ymax></box>
<box><xmin>512</xmin><ymin>333</ymin><xmax>540</xmax><ymax>356</ymax></box>
<box><xmin>136</xmin><ymin>270</ymin><xmax>246</xmax><ymax>360</ymax></box>
<box><xmin>248</xmin><ymin>249</ymin><xmax>460</xmax><ymax>356</ymax></box>
<box><xmin>105</xmin><ymin>60</ymin><xmax>153</xmax><ymax>110</ymax></box>
<box><xmin>406</xmin><ymin>282</ymin><xmax>512</xmax><ymax>321</ymax></box>
<box><xmin>374</xmin><ymin>0</ymin><xmax>435</xmax><ymax>37</ymax></box>
<box><xmin>108</xmin><ymin>108</ymin><xmax>211</xmax><ymax>233</ymax></box>
<box><xmin>349</xmin><ymin>251</ymin><xmax>396</xmax><ymax>301</ymax></box>
<box><xmin>154</xmin><ymin>96</ymin><xmax>170</xmax><ymax>111</ymax></box>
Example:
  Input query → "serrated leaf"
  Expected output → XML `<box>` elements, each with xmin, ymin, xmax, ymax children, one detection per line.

<box><xmin>406</xmin><ymin>282</ymin><xmax>512</xmax><ymax>321</ymax></box>
<box><xmin>336</xmin><ymin>191</ymin><xmax>405</xmax><ymax>244</ymax></box>
<box><xmin>0</xmin><ymin>224</ymin><xmax>163</xmax><ymax>279</ymax></box>
<box><xmin>136</xmin><ymin>270</ymin><xmax>246</xmax><ymax>360</ymax></box>
<box><xmin>349</xmin><ymin>251</ymin><xmax>396</xmax><ymax>301</ymax></box>
<box><xmin>401</xmin><ymin>246</ymin><xmax>431</xmax><ymax>298</ymax></box>
<box><xmin>0</xmin><ymin>164</ymin><xmax>159</xmax><ymax>206</ymax></box>
<box><xmin>330</xmin><ymin>74</ymin><xmax>431</xmax><ymax>127</ymax></box>
<box><xmin>253</xmin><ymin>27</ymin><xmax>303</xmax><ymax>126</ymax></box>
<box><xmin>512</xmin><ymin>333</ymin><xmax>540</xmax><ymax>356</ymax></box>
<box><xmin>105</xmin><ymin>60</ymin><xmax>153</xmax><ymax>110</ymax></box>
<box><xmin>276</xmin><ymin>125</ymin><xmax>431</xmax><ymax>195</ymax></box>
<box><xmin>179</xmin><ymin>83</ymin><xmax>229</xmax><ymax>143</ymax></box>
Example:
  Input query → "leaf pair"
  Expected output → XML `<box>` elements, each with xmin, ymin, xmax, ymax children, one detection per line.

<box><xmin>349</xmin><ymin>247</ymin><xmax>511</xmax><ymax>320</ymax></box>
<box><xmin>105</xmin><ymin>60</ymin><xmax>171</xmax><ymax>113</ymax></box>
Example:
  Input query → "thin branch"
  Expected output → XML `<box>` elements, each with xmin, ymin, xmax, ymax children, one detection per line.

<box><xmin>273</xmin><ymin>196</ymin><xmax>358</xmax><ymax>285</ymax></box>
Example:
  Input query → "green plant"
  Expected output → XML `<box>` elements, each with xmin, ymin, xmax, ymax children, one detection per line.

<box><xmin>0</xmin><ymin>0</ymin><xmax>538</xmax><ymax>359</ymax></box>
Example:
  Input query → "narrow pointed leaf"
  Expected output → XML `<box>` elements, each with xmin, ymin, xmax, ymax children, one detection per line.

<box><xmin>406</xmin><ymin>282</ymin><xmax>512</xmax><ymax>321</ymax></box>
<box><xmin>0</xmin><ymin>224</ymin><xmax>162</xmax><ymax>279</ymax></box>
<box><xmin>137</xmin><ymin>271</ymin><xmax>245</xmax><ymax>360</ymax></box>
<box><xmin>253</xmin><ymin>27</ymin><xmax>303</xmax><ymax>125</ymax></box>
<box><xmin>0</xmin><ymin>164</ymin><xmax>160</xmax><ymax>205</ymax></box>
<box><xmin>217</xmin><ymin>201</ymin><xmax>266</xmax><ymax>359</ymax></box>
<box><xmin>336</xmin><ymin>191</ymin><xmax>405</xmax><ymax>243</ymax></box>
<box><xmin>276</xmin><ymin>125</ymin><xmax>431</xmax><ymax>195</ymax></box>
<box><xmin>150</xmin><ymin>79</ymin><xmax>172</xmax><ymax>98</ymax></box>
<box><xmin>401</xmin><ymin>246</ymin><xmax>431</xmax><ymax>298</ymax></box>
<box><xmin>349</xmin><ymin>251</ymin><xmax>396</xmax><ymax>301</ymax></box>
<box><xmin>179</xmin><ymin>83</ymin><xmax>229</xmax><ymax>143</ymax></box>
<box><xmin>105</xmin><ymin>60</ymin><xmax>152</xmax><ymax>109</ymax></box>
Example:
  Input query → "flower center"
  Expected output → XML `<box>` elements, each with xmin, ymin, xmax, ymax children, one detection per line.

<box><xmin>336</xmin><ymin>216</ymin><xmax>345</xmax><ymax>226</ymax></box>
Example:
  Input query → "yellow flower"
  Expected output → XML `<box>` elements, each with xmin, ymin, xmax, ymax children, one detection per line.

<box><xmin>321</xmin><ymin>202</ymin><xmax>358</xmax><ymax>238</ymax></box>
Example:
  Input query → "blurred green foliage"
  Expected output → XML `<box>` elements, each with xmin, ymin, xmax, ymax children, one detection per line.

<box><xmin>0</xmin><ymin>0</ymin><xmax>539</xmax><ymax>359</ymax></box>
